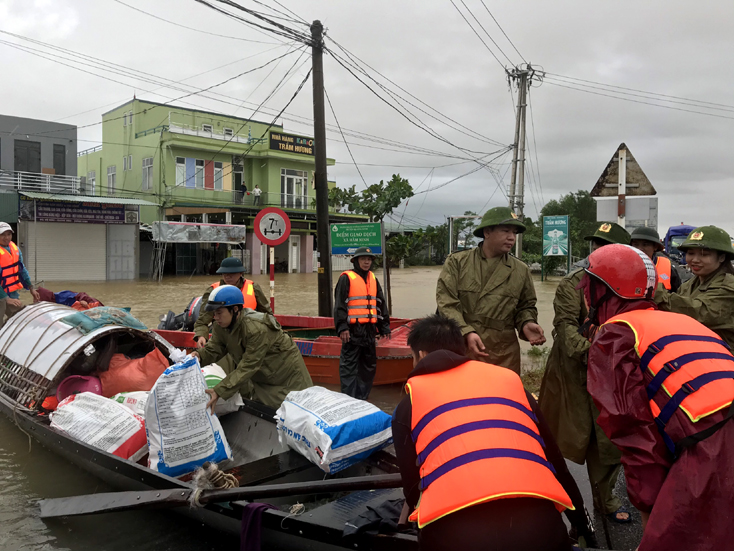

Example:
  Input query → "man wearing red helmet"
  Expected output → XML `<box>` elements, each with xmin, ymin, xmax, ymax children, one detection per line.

<box><xmin>580</xmin><ymin>244</ymin><xmax>734</xmax><ymax>551</ymax></box>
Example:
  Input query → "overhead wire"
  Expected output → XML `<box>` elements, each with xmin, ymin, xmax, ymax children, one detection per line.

<box><xmin>527</xmin><ymin>89</ymin><xmax>544</xmax><ymax>205</ymax></box>
<box><xmin>324</xmin><ymin>87</ymin><xmax>368</xmax><ymax>188</ymax></box>
<box><xmin>447</xmin><ymin>0</ymin><xmax>506</xmax><ymax>70</ymax></box>
<box><xmin>478</xmin><ymin>0</ymin><xmax>526</xmax><ymax>63</ymax></box>
<box><xmin>457</xmin><ymin>0</ymin><xmax>514</xmax><ymax>65</ymax></box>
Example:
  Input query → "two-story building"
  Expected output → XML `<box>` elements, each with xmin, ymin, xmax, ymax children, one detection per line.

<box><xmin>0</xmin><ymin>114</ymin><xmax>155</xmax><ymax>282</ymax></box>
<box><xmin>77</xmin><ymin>98</ymin><xmax>366</xmax><ymax>277</ymax></box>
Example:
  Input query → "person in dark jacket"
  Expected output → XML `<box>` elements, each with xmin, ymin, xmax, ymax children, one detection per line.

<box><xmin>333</xmin><ymin>247</ymin><xmax>391</xmax><ymax>400</ymax></box>
<box><xmin>392</xmin><ymin>314</ymin><xmax>596</xmax><ymax>551</ymax></box>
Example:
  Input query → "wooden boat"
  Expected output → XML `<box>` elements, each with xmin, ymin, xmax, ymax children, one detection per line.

<box><xmin>0</xmin><ymin>303</ymin><xmax>417</xmax><ymax>550</ymax></box>
<box><xmin>154</xmin><ymin>315</ymin><xmax>415</xmax><ymax>387</ymax></box>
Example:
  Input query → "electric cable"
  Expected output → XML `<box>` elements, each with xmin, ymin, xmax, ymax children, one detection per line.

<box><xmin>447</xmin><ymin>0</ymin><xmax>506</xmax><ymax>70</ymax></box>
<box><xmin>324</xmin><ymin>86</ymin><xmax>368</xmax><ymax>188</ymax></box>
<box><xmin>458</xmin><ymin>0</ymin><xmax>514</xmax><ymax>65</ymax></box>
<box><xmin>478</xmin><ymin>0</ymin><xmax>526</xmax><ymax>63</ymax></box>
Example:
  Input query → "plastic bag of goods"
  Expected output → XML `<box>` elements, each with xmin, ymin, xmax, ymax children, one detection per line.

<box><xmin>145</xmin><ymin>355</ymin><xmax>232</xmax><ymax>477</ymax></box>
<box><xmin>201</xmin><ymin>363</ymin><xmax>244</xmax><ymax>417</ymax></box>
<box><xmin>50</xmin><ymin>392</ymin><xmax>147</xmax><ymax>462</ymax></box>
<box><xmin>275</xmin><ymin>386</ymin><xmax>393</xmax><ymax>474</ymax></box>
<box><xmin>111</xmin><ymin>391</ymin><xmax>149</xmax><ymax>417</ymax></box>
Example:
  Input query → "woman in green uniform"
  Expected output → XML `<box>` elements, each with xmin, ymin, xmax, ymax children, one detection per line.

<box><xmin>655</xmin><ymin>225</ymin><xmax>734</xmax><ymax>349</ymax></box>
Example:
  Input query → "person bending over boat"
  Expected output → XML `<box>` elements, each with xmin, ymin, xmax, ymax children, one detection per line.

<box><xmin>581</xmin><ymin>244</ymin><xmax>734</xmax><ymax>551</ymax></box>
<box><xmin>193</xmin><ymin>257</ymin><xmax>272</xmax><ymax>349</ymax></box>
<box><xmin>191</xmin><ymin>284</ymin><xmax>312</xmax><ymax>411</ymax></box>
<box><xmin>392</xmin><ymin>314</ymin><xmax>595</xmax><ymax>551</ymax></box>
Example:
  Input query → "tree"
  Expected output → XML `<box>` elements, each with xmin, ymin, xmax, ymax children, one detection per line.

<box><xmin>328</xmin><ymin>175</ymin><xmax>414</xmax><ymax>311</ymax></box>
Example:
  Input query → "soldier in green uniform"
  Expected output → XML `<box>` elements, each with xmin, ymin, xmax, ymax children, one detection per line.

<box><xmin>436</xmin><ymin>206</ymin><xmax>545</xmax><ymax>374</ymax></box>
<box><xmin>654</xmin><ymin>225</ymin><xmax>734</xmax><ymax>349</ymax></box>
<box><xmin>192</xmin><ymin>285</ymin><xmax>312</xmax><ymax>411</ymax></box>
<box><xmin>538</xmin><ymin>222</ymin><xmax>632</xmax><ymax>523</ymax></box>
<box><xmin>194</xmin><ymin>257</ymin><xmax>272</xmax><ymax>348</ymax></box>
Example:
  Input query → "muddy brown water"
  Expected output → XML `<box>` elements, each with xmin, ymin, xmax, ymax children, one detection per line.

<box><xmin>1</xmin><ymin>267</ymin><xmax>566</xmax><ymax>551</ymax></box>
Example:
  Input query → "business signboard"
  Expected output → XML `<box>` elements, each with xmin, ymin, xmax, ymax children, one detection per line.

<box><xmin>330</xmin><ymin>222</ymin><xmax>382</xmax><ymax>255</ymax></box>
<box><xmin>542</xmin><ymin>215</ymin><xmax>569</xmax><ymax>256</ymax></box>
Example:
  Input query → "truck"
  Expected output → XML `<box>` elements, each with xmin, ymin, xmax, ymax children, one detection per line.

<box><xmin>663</xmin><ymin>225</ymin><xmax>696</xmax><ymax>265</ymax></box>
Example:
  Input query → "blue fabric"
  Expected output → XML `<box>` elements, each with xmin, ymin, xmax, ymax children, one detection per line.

<box><xmin>646</xmin><ymin>352</ymin><xmax>734</xmax><ymax>400</ymax></box>
<box><xmin>411</xmin><ymin>397</ymin><xmax>537</xmax><ymax>442</ymax></box>
<box><xmin>59</xmin><ymin>306</ymin><xmax>145</xmax><ymax>335</ymax></box>
<box><xmin>54</xmin><ymin>290</ymin><xmax>78</xmax><ymax>306</ymax></box>
<box><xmin>420</xmin><ymin>448</ymin><xmax>556</xmax><ymax>490</ymax></box>
<box><xmin>417</xmin><ymin>419</ymin><xmax>545</xmax><ymax>465</ymax></box>
<box><xmin>640</xmin><ymin>334</ymin><xmax>730</xmax><ymax>373</ymax></box>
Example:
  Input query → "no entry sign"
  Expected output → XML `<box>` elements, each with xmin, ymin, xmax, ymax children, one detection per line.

<box><xmin>254</xmin><ymin>207</ymin><xmax>291</xmax><ymax>246</ymax></box>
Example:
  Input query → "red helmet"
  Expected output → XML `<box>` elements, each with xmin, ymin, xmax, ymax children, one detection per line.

<box><xmin>585</xmin><ymin>244</ymin><xmax>657</xmax><ymax>299</ymax></box>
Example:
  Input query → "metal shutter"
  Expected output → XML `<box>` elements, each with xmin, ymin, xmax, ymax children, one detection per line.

<box><xmin>24</xmin><ymin>222</ymin><xmax>107</xmax><ymax>281</ymax></box>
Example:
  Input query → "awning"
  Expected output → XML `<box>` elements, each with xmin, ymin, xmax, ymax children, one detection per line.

<box><xmin>19</xmin><ymin>192</ymin><xmax>159</xmax><ymax>207</ymax></box>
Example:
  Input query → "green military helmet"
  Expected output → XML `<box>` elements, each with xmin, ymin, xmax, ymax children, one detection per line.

<box><xmin>629</xmin><ymin>226</ymin><xmax>663</xmax><ymax>251</ymax></box>
<box><xmin>473</xmin><ymin>206</ymin><xmax>526</xmax><ymax>238</ymax></box>
<box><xmin>216</xmin><ymin>257</ymin><xmax>246</xmax><ymax>274</ymax></box>
<box><xmin>678</xmin><ymin>225</ymin><xmax>734</xmax><ymax>258</ymax></box>
<box><xmin>351</xmin><ymin>247</ymin><xmax>377</xmax><ymax>260</ymax></box>
<box><xmin>584</xmin><ymin>222</ymin><xmax>631</xmax><ymax>245</ymax></box>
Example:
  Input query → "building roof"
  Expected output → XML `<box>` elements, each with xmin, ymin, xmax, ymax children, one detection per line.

<box><xmin>19</xmin><ymin>192</ymin><xmax>159</xmax><ymax>206</ymax></box>
<box><xmin>102</xmin><ymin>98</ymin><xmax>281</xmax><ymax>129</ymax></box>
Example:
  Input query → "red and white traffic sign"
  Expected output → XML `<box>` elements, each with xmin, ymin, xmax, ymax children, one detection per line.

<box><xmin>253</xmin><ymin>207</ymin><xmax>291</xmax><ymax>246</ymax></box>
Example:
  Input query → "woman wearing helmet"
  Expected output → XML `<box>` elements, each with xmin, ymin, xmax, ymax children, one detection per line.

<box><xmin>580</xmin><ymin>244</ymin><xmax>734</xmax><ymax>551</ymax></box>
<box><xmin>654</xmin><ymin>225</ymin><xmax>734</xmax><ymax>349</ymax></box>
<box><xmin>191</xmin><ymin>285</ymin><xmax>312</xmax><ymax>411</ymax></box>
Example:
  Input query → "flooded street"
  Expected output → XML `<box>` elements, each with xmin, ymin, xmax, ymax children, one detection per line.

<box><xmin>1</xmin><ymin>267</ymin><xmax>564</xmax><ymax>551</ymax></box>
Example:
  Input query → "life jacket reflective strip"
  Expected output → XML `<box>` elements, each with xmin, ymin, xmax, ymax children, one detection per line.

<box><xmin>0</xmin><ymin>242</ymin><xmax>23</xmax><ymax>294</ymax></box>
<box><xmin>341</xmin><ymin>270</ymin><xmax>378</xmax><ymax>324</ymax></box>
<box><xmin>210</xmin><ymin>279</ymin><xmax>257</xmax><ymax>310</ymax></box>
<box><xmin>604</xmin><ymin>309</ymin><xmax>734</xmax><ymax>455</ymax></box>
<box><xmin>655</xmin><ymin>255</ymin><xmax>673</xmax><ymax>290</ymax></box>
<box><xmin>406</xmin><ymin>360</ymin><xmax>573</xmax><ymax>528</ymax></box>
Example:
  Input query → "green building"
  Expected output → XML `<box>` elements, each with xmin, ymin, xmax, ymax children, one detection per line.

<box><xmin>78</xmin><ymin>98</ymin><xmax>364</xmax><ymax>276</ymax></box>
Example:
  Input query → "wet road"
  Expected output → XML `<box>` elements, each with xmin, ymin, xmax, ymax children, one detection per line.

<box><xmin>1</xmin><ymin>267</ymin><xmax>641</xmax><ymax>550</ymax></box>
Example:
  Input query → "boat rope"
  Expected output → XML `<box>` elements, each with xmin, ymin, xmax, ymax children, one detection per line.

<box><xmin>12</xmin><ymin>403</ymin><xmax>32</xmax><ymax>453</ymax></box>
<box><xmin>281</xmin><ymin>502</ymin><xmax>305</xmax><ymax>529</ymax></box>
<box><xmin>189</xmin><ymin>461</ymin><xmax>239</xmax><ymax>508</ymax></box>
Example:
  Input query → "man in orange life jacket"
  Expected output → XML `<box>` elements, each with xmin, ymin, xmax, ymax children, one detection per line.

<box><xmin>0</xmin><ymin>223</ymin><xmax>39</xmax><ymax>328</ymax></box>
<box><xmin>194</xmin><ymin>257</ymin><xmax>272</xmax><ymax>348</ymax></box>
<box><xmin>334</xmin><ymin>247</ymin><xmax>391</xmax><ymax>400</ymax></box>
<box><xmin>630</xmin><ymin>226</ymin><xmax>681</xmax><ymax>293</ymax></box>
<box><xmin>580</xmin><ymin>244</ymin><xmax>734</xmax><ymax>551</ymax></box>
<box><xmin>392</xmin><ymin>314</ymin><xmax>596</xmax><ymax>551</ymax></box>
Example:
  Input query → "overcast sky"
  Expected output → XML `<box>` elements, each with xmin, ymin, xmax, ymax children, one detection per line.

<box><xmin>2</xmin><ymin>0</ymin><xmax>732</xmax><ymax>233</ymax></box>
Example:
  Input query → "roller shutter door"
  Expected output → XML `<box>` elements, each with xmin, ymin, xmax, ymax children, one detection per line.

<box><xmin>24</xmin><ymin>222</ymin><xmax>106</xmax><ymax>281</ymax></box>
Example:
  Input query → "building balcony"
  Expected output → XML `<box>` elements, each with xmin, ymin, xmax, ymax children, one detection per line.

<box><xmin>0</xmin><ymin>170</ymin><xmax>82</xmax><ymax>195</ymax></box>
<box><xmin>167</xmin><ymin>122</ymin><xmax>265</xmax><ymax>145</ymax></box>
<box><xmin>231</xmin><ymin>191</ymin><xmax>348</xmax><ymax>213</ymax></box>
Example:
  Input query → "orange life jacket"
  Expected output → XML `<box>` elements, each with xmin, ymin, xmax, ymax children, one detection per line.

<box><xmin>211</xmin><ymin>279</ymin><xmax>257</xmax><ymax>310</ymax></box>
<box><xmin>406</xmin><ymin>360</ymin><xmax>574</xmax><ymax>528</ymax></box>
<box><xmin>342</xmin><ymin>270</ymin><xmax>378</xmax><ymax>324</ymax></box>
<box><xmin>605</xmin><ymin>309</ymin><xmax>734</xmax><ymax>456</ymax></box>
<box><xmin>655</xmin><ymin>255</ymin><xmax>673</xmax><ymax>290</ymax></box>
<box><xmin>0</xmin><ymin>242</ymin><xmax>24</xmax><ymax>294</ymax></box>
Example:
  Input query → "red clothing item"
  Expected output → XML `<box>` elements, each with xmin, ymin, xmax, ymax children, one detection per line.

<box><xmin>588</xmin><ymin>299</ymin><xmax>734</xmax><ymax>551</ymax></box>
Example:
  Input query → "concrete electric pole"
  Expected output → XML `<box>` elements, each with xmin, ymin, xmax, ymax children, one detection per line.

<box><xmin>311</xmin><ymin>20</ymin><xmax>333</xmax><ymax>317</ymax></box>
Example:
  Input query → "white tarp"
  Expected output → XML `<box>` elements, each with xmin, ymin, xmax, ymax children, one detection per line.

<box><xmin>152</xmin><ymin>221</ymin><xmax>246</xmax><ymax>244</ymax></box>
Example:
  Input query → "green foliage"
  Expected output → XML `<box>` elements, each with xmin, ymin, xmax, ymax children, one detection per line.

<box><xmin>327</xmin><ymin>174</ymin><xmax>414</xmax><ymax>222</ymax></box>
<box><xmin>386</xmin><ymin>231</ymin><xmax>424</xmax><ymax>266</ymax></box>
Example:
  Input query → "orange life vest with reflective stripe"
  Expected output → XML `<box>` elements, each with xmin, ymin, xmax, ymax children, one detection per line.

<box><xmin>211</xmin><ymin>279</ymin><xmax>257</xmax><ymax>310</ymax></box>
<box><xmin>604</xmin><ymin>309</ymin><xmax>734</xmax><ymax>456</ymax></box>
<box><xmin>341</xmin><ymin>270</ymin><xmax>378</xmax><ymax>324</ymax></box>
<box><xmin>405</xmin><ymin>361</ymin><xmax>574</xmax><ymax>528</ymax></box>
<box><xmin>655</xmin><ymin>255</ymin><xmax>673</xmax><ymax>290</ymax></box>
<box><xmin>0</xmin><ymin>242</ymin><xmax>24</xmax><ymax>294</ymax></box>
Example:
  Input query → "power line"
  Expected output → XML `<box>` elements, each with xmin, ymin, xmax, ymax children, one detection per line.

<box><xmin>478</xmin><ymin>0</ymin><xmax>526</xmax><ymax>63</ymax></box>
<box><xmin>527</xmin><ymin>89</ymin><xmax>544</xmax><ymax>205</ymax></box>
<box><xmin>458</xmin><ymin>0</ymin><xmax>514</xmax><ymax>65</ymax></box>
<box><xmin>110</xmin><ymin>0</ymin><xmax>282</xmax><ymax>44</ymax></box>
<box><xmin>413</xmin><ymin>147</ymin><xmax>513</xmax><ymax>195</ymax></box>
<box><xmin>324</xmin><ymin>87</ymin><xmax>368</xmax><ymax>188</ymax></box>
<box><xmin>447</xmin><ymin>0</ymin><xmax>506</xmax><ymax>70</ymax></box>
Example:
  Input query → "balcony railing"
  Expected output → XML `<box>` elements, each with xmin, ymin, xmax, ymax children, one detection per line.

<box><xmin>168</xmin><ymin>123</ymin><xmax>265</xmax><ymax>145</ymax></box>
<box><xmin>0</xmin><ymin>171</ymin><xmax>81</xmax><ymax>195</ymax></box>
<box><xmin>231</xmin><ymin>190</ymin><xmax>342</xmax><ymax>212</ymax></box>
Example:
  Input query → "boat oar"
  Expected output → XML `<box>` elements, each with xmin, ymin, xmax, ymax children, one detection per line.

<box><xmin>39</xmin><ymin>473</ymin><xmax>403</xmax><ymax>519</ymax></box>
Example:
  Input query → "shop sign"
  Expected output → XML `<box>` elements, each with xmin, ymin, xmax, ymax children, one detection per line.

<box><xmin>269</xmin><ymin>132</ymin><xmax>314</xmax><ymax>156</ymax></box>
<box><xmin>29</xmin><ymin>199</ymin><xmax>128</xmax><ymax>224</ymax></box>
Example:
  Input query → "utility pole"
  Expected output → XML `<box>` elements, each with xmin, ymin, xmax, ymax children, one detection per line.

<box><xmin>507</xmin><ymin>66</ymin><xmax>532</xmax><ymax>258</ymax></box>
<box><xmin>311</xmin><ymin>20</ymin><xmax>333</xmax><ymax>317</ymax></box>
<box><xmin>617</xmin><ymin>147</ymin><xmax>626</xmax><ymax>228</ymax></box>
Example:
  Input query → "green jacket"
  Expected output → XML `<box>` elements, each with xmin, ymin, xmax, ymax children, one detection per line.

<box><xmin>197</xmin><ymin>310</ymin><xmax>312</xmax><ymax>410</ymax></box>
<box><xmin>655</xmin><ymin>268</ymin><xmax>734</xmax><ymax>349</ymax></box>
<box><xmin>436</xmin><ymin>245</ymin><xmax>538</xmax><ymax>373</ymax></box>
<box><xmin>538</xmin><ymin>268</ymin><xmax>620</xmax><ymax>465</ymax></box>
<box><xmin>194</xmin><ymin>277</ymin><xmax>272</xmax><ymax>340</ymax></box>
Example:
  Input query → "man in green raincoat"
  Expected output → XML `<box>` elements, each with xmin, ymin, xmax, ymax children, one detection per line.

<box><xmin>436</xmin><ymin>206</ymin><xmax>545</xmax><ymax>374</ymax></box>
<box><xmin>538</xmin><ymin>222</ymin><xmax>631</xmax><ymax>523</ymax></box>
<box><xmin>654</xmin><ymin>225</ymin><xmax>734</xmax><ymax>349</ymax></box>
<box><xmin>192</xmin><ymin>284</ymin><xmax>312</xmax><ymax>411</ymax></box>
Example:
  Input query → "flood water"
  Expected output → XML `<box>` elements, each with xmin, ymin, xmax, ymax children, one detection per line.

<box><xmin>1</xmin><ymin>267</ymin><xmax>564</xmax><ymax>551</ymax></box>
